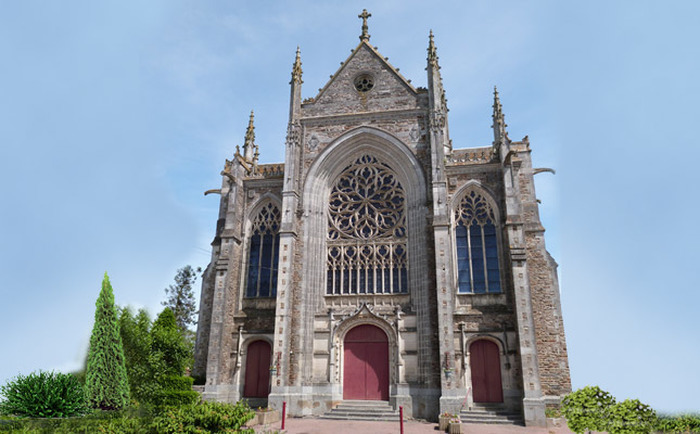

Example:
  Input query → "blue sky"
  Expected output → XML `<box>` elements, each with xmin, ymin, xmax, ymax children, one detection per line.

<box><xmin>1</xmin><ymin>1</ymin><xmax>698</xmax><ymax>413</ymax></box>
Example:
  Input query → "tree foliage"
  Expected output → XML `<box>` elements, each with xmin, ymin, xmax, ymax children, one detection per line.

<box><xmin>85</xmin><ymin>272</ymin><xmax>130</xmax><ymax>411</ymax></box>
<box><xmin>117</xmin><ymin>306</ymin><xmax>195</xmax><ymax>406</ymax></box>
<box><xmin>150</xmin><ymin>308</ymin><xmax>191</xmax><ymax>378</ymax></box>
<box><xmin>162</xmin><ymin>265</ymin><xmax>200</xmax><ymax>333</ymax></box>
<box><xmin>118</xmin><ymin>306</ymin><xmax>153</xmax><ymax>403</ymax></box>
<box><xmin>0</xmin><ymin>371</ymin><xmax>87</xmax><ymax>418</ymax></box>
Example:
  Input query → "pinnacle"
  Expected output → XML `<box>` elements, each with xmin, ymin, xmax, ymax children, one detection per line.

<box><xmin>427</xmin><ymin>30</ymin><xmax>439</xmax><ymax>66</ymax></box>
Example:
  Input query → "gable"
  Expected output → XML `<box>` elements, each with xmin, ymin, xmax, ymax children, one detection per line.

<box><xmin>302</xmin><ymin>42</ymin><xmax>422</xmax><ymax>117</ymax></box>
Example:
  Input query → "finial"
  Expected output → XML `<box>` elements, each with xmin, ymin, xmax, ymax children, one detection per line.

<box><xmin>492</xmin><ymin>86</ymin><xmax>508</xmax><ymax>142</ymax></box>
<box><xmin>243</xmin><ymin>110</ymin><xmax>256</xmax><ymax>161</ymax></box>
<box><xmin>427</xmin><ymin>30</ymin><xmax>439</xmax><ymax>67</ymax></box>
<box><xmin>291</xmin><ymin>46</ymin><xmax>303</xmax><ymax>84</ymax></box>
<box><xmin>359</xmin><ymin>9</ymin><xmax>371</xmax><ymax>41</ymax></box>
<box><xmin>493</xmin><ymin>86</ymin><xmax>503</xmax><ymax>117</ymax></box>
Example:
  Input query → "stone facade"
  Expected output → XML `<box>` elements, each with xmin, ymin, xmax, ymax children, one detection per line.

<box><xmin>193</xmin><ymin>12</ymin><xmax>570</xmax><ymax>426</ymax></box>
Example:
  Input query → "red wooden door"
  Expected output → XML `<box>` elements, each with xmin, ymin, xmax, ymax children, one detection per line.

<box><xmin>244</xmin><ymin>340</ymin><xmax>271</xmax><ymax>398</ymax></box>
<box><xmin>343</xmin><ymin>325</ymin><xmax>389</xmax><ymax>400</ymax></box>
<box><xmin>470</xmin><ymin>339</ymin><xmax>503</xmax><ymax>403</ymax></box>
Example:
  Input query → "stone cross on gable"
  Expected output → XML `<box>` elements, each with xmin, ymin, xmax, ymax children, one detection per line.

<box><xmin>358</xmin><ymin>9</ymin><xmax>371</xmax><ymax>41</ymax></box>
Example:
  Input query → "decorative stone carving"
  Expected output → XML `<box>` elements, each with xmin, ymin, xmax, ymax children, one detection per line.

<box><xmin>307</xmin><ymin>135</ymin><xmax>319</xmax><ymax>152</ymax></box>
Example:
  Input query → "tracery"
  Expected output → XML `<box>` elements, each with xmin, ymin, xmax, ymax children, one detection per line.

<box><xmin>327</xmin><ymin>154</ymin><xmax>407</xmax><ymax>294</ymax></box>
<box><xmin>246</xmin><ymin>202</ymin><xmax>281</xmax><ymax>297</ymax></box>
<box><xmin>455</xmin><ymin>189</ymin><xmax>501</xmax><ymax>293</ymax></box>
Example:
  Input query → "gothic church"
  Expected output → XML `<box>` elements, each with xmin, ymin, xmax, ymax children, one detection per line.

<box><xmin>194</xmin><ymin>11</ymin><xmax>570</xmax><ymax>426</ymax></box>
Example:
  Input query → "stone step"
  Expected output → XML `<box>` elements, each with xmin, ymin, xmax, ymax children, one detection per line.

<box><xmin>460</xmin><ymin>407</ymin><xmax>523</xmax><ymax>425</ymax></box>
<box><xmin>243</xmin><ymin>397</ymin><xmax>269</xmax><ymax>409</ymax></box>
<box><xmin>321</xmin><ymin>400</ymin><xmax>400</xmax><ymax>421</ymax></box>
<box><xmin>460</xmin><ymin>414</ymin><xmax>524</xmax><ymax>425</ymax></box>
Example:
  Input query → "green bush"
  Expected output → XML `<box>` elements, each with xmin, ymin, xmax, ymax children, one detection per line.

<box><xmin>561</xmin><ymin>385</ymin><xmax>615</xmax><ymax>433</ymax></box>
<box><xmin>0</xmin><ymin>407</ymin><xmax>150</xmax><ymax>433</ymax></box>
<box><xmin>150</xmin><ymin>401</ymin><xmax>255</xmax><ymax>433</ymax></box>
<box><xmin>562</xmin><ymin>386</ymin><xmax>664</xmax><ymax>434</ymax></box>
<box><xmin>150</xmin><ymin>375</ymin><xmax>199</xmax><ymax>407</ymax></box>
<box><xmin>655</xmin><ymin>413</ymin><xmax>700</xmax><ymax>433</ymax></box>
<box><xmin>608</xmin><ymin>398</ymin><xmax>656</xmax><ymax>434</ymax></box>
<box><xmin>159</xmin><ymin>375</ymin><xmax>194</xmax><ymax>391</ymax></box>
<box><xmin>152</xmin><ymin>389</ymin><xmax>200</xmax><ymax>408</ymax></box>
<box><xmin>0</xmin><ymin>371</ymin><xmax>87</xmax><ymax>418</ymax></box>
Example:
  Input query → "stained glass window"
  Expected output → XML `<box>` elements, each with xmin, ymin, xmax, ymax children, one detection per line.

<box><xmin>327</xmin><ymin>154</ymin><xmax>407</xmax><ymax>295</ymax></box>
<box><xmin>246</xmin><ymin>202</ymin><xmax>281</xmax><ymax>298</ymax></box>
<box><xmin>455</xmin><ymin>190</ymin><xmax>501</xmax><ymax>294</ymax></box>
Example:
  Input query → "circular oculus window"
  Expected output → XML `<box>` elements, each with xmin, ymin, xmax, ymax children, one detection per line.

<box><xmin>354</xmin><ymin>74</ymin><xmax>375</xmax><ymax>92</ymax></box>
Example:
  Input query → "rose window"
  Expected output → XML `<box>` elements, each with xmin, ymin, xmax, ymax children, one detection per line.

<box><xmin>327</xmin><ymin>154</ymin><xmax>407</xmax><ymax>294</ymax></box>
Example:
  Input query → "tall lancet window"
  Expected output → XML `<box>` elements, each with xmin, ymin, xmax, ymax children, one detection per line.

<box><xmin>246</xmin><ymin>202</ymin><xmax>281</xmax><ymax>298</ymax></box>
<box><xmin>327</xmin><ymin>154</ymin><xmax>408</xmax><ymax>295</ymax></box>
<box><xmin>455</xmin><ymin>190</ymin><xmax>502</xmax><ymax>294</ymax></box>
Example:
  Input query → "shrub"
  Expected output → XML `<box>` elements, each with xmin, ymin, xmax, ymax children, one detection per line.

<box><xmin>561</xmin><ymin>385</ymin><xmax>615</xmax><ymax>433</ymax></box>
<box><xmin>655</xmin><ymin>413</ymin><xmax>700</xmax><ymax>433</ymax></box>
<box><xmin>0</xmin><ymin>371</ymin><xmax>87</xmax><ymax>418</ymax></box>
<box><xmin>150</xmin><ymin>401</ymin><xmax>255</xmax><ymax>433</ymax></box>
<box><xmin>150</xmin><ymin>375</ymin><xmax>199</xmax><ymax>408</ymax></box>
<box><xmin>608</xmin><ymin>398</ymin><xmax>656</xmax><ymax>434</ymax></box>
<box><xmin>0</xmin><ymin>407</ymin><xmax>150</xmax><ymax>433</ymax></box>
<box><xmin>563</xmin><ymin>386</ymin><xmax>663</xmax><ymax>434</ymax></box>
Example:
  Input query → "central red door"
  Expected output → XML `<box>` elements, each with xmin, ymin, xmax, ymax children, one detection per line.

<box><xmin>343</xmin><ymin>325</ymin><xmax>389</xmax><ymax>400</ymax></box>
<box><xmin>244</xmin><ymin>340</ymin><xmax>271</xmax><ymax>398</ymax></box>
<box><xmin>470</xmin><ymin>339</ymin><xmax>503</xmax><ymax>403</ymax></box>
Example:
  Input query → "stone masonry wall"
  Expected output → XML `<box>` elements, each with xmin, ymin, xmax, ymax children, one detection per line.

<box><xmin>525</xmin><ymin>232</ymin><xmax>571</xmax><ymax>397</ymax></box>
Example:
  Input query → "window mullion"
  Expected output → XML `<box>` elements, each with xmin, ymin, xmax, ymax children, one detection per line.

<box><xmin>466</xmin><ymin>224</ymin><xmax>474</xmax><ymax>293</ymax></box>
<box><xmin>481</xmin><ymin>224</ymin><xmax>488</xmax><ymax>293</ymax></box>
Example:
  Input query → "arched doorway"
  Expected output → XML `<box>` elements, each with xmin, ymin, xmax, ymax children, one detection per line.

<box><xmin>470</xmin><ymin>339</ymin><xmax>503</xmax><ymax>403</ymax></box>
<box><xmin>243</xmin><ymin>340</ymin><xmax>271</xmax><ymax>398</ymax></box>
<box><xmin>343</xmin><ymin>324</ymin><xmax>389</xmax><ymax>400</ymax></box>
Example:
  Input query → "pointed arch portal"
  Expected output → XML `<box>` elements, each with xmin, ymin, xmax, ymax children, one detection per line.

<box><xmin>343</xmin><ymin>324</ymin><xmax>389</xmax><ymax>400</ymax></box>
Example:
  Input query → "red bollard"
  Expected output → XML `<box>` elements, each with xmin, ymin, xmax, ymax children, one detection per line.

<box><xmin>282</xmin><ymin>401</ymin><xmax>286</xmax><ymax>430</ymax></box>
<box><xmin>399</xmin><ymin>405</ymin><xmax>404</xmax><ymax>434</ymax></box>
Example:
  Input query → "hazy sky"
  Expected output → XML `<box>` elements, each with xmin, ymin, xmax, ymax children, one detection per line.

<box><xmin>1</xmin><ymin>1</ymin><xmax>698</xmax><ymax>413</ymax></box>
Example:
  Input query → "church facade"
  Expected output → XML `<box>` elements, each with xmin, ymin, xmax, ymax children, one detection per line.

<box><xmin>193</xmin><ymin>11</ymin><xmax>570</xmax><ymax>426</ymax></box>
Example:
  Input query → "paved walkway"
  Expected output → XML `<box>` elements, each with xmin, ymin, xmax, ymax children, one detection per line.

<box><xmin>251</xmin><ymin>417</ymin><xmax>574</xmax><ymax>434</ymax></box>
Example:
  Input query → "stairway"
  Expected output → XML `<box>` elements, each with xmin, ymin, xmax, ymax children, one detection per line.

<box><xmin>459</xmin><ymin>403</ymin><xmax>524</xmax><ymax>425</ymax></box>
<box><xmin>243</xmin><ymin>397</ymin><xmax>269</xmax><ymax>409</ymax></box>
<box><xmin>321</xmin><ymin>400</ymin><xmax>400</xmax><ymax>421</ymax></box>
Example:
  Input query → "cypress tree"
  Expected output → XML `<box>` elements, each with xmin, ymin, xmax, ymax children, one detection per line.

<box><xmin>85</xmin><ymin>272</ymin><xmax>130</xmax><ymax>410</ymax></box>
<box><xmin>118</xmin><ymin>306</ymin><xmax>152</xmax><ymax>403</ymax></box>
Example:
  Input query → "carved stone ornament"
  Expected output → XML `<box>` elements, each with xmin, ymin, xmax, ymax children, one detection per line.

<box><xmin>429</xmin><ymin>111</ymin><xmax>447</xmax><ymax>130</ymax></box>
<box><xmin>409</xmin><ymin>126</ymin><xmax>420</xmax><ymax>142</ymax></box>
<box><xmin>307</xmin><ymin>135</ymin><xmax>319</xmax><ymax>152</ymax></box>
<box><xmin>285</xmin><ymin>122</ymin><xmax>301</xmax><ymax>148</ymax></box>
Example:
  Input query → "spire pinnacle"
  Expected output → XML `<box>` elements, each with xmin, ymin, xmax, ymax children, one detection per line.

<box><xmin>492</xmin><ymin>86</ymin><xmax>509</xmax><ymax>143</ymax></box>
<box><xmin>358</xmin><ymin>9</ymin><xmax>371</xmax><ymax>41</ymax></box>
<box><xmin>427</xmin><ymin>30</ymin><xmax>439</xmax><ymax>67</ymax></box>
<box><xmin>493</xmin><ymin>86</ymin><xmax>503</xmax><ymax>119</ymax></box>
<box><xmin>291</xmin><ymin>46</ymin><xmax>303</xmax><ymax>84</ymax></box>
<box><xmin>243</xmin><ymin>110</ymin><xmax>256</xmax><ymax>161</ymax></box>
